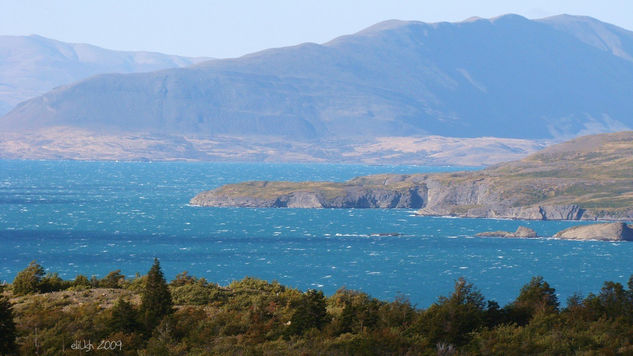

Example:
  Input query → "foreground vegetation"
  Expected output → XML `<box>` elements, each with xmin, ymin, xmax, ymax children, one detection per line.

<box><xmin>2</xmin><ymin>261</ymin><xmax>633</xmax><ymax>355</ymax></box>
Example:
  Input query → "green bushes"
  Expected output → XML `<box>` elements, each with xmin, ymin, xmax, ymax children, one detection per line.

<box><xmin>6</xmin><ymin>260</ymin><xmax>633</xmax><ymax>355</ymax></box>
<box><xmin>415</xmin><ymin>277</ymin><xmax>487</xmax><ymax>346</ymax></box>
<box><xmin>99</xmin><ymin>270</ymin><xmax>126</xmax><ymax>289</ymax></box>
<box><xmin>12</xmin><ymin>261</ymin><xmax>135</xmax><ymax>295</ymax></box>
<box><xmin>170</xmin><ymin>274</ymin><xmax>225</xmax><ymax>306</ymax></box>
<box><xmin>11</xmin><ymin>261</ymin><xmax>45</xmax><ymax>295</ymax></box>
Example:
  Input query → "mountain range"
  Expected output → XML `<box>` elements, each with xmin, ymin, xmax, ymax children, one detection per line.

<box><xmin>0</xmin><ymin>34</ymin><xmax>208</xmax><ymax>115</ymax></box>
<box><xmin>1</xmin><ymin>14</ymin><xmax>633</xmax><ymax>164</ymax></box>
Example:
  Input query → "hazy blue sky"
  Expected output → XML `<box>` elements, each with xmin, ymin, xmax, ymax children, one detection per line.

<box><xmin>1</xmin><ymin>0</ymin><xmax>632</xmax><ymax>58</ymax></box>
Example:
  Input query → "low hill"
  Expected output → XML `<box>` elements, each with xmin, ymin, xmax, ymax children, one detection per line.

<box><xmin>191</xmin><ymin>132</ymin><xmax>633</xmax><ymax>221</ymax></box>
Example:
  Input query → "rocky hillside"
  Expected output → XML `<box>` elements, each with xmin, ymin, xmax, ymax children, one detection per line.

<box><xmin>191</xmin><ymin>132</ymin><xmax>633</xmax><ymax>221</ymax></box>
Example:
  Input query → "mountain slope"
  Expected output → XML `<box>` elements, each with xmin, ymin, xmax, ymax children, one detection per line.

<box><xmin>190</xmin><ymin>131</ymin><xmax>633</xmax><ymax>221</ymax></box>
<box><xmin>2</xmin><ymin>14</ymin><xmax>633</xmax><ymax>141</ymax></box>
<box><xmin>0</xmin><ymin>34</ymin><xmax>209</xmax><ymax>115</ymax></box>
<box><xmin>537</xmin><ymin>14</ymin><xmax>633</xmax><ymax>62</ymax></box>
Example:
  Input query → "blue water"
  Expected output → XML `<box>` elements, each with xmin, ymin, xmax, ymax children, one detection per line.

<box><xmin>1</xmin><ymin>160</ymin><xmax>631</xmax><ymax>307</ymax></box>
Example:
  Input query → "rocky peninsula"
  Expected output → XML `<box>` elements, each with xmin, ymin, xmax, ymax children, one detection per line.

<box><xmin>191</xmin><ymin>132</ymin><xmax>633</xmax><ymax>221</ymax></box>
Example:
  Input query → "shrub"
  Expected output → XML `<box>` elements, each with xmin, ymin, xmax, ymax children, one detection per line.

<box><xmin>40</xmin><ymin>272</ymin><xmax>71</xmax><ymax>292</ymax></box>
<box><xmin>416</xmin><ymin>277</ymin><xmax>486</xmax><ymax>346</ymax></box>
<box><xmin>171</xmin><ymin>280</ymin><xmax>216</xmax><ymax>305</ymax></box>
<box><xmin>99</xmin><ymin>270</ymin><xmax>125</xmax><ymax>289</ymax></box>
<box><xmin>12</xmin><ymin>260</ymin><xmax>45</xmax><ymax>295</ymax></box>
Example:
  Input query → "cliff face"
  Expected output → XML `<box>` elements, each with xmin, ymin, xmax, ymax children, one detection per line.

<box><xmin>190</xmin><ymin>175</ymin><xmax>632</xmax><ymax>221</ymax></box>
<box><xmin>190</xmin><ymin>184</ymin><xmax>427</xmax><ymax>209</ymax></box>
<box><xmin>190</xmin><ymin>132</ymin><xmax>633</xmax><ymax>221</ymax></box>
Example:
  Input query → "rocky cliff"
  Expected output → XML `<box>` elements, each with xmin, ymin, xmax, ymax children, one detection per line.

<box><xmin>190</xmin><ymin>132</ymin><xmax>633</xmax><ymax>221</ymax></box>
<box><xmin>190</xmin><ymin>180</ymin><xmax>427</xmax><ymax>209</ymax></box>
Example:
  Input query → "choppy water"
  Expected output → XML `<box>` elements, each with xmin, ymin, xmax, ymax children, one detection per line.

<box><xmin>1</xmin><ymin>160</ymin><xmax>631</xmax><ymax>306</ymax></box>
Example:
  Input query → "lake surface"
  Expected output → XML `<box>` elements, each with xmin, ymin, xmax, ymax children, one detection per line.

<box><xmin>1</xmin><ymin>160</ymin><xmax>631</xmax><ymax>307</ymax></box>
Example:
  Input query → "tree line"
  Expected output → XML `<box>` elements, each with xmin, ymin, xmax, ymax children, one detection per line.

<box><xmin>1</xmin><ymin>260</ymin><xmax>633</xmax><ymax>355</ymax></box>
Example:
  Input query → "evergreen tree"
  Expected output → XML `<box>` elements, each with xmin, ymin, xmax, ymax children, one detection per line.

<box><xmin>286</xmin><ymin>289</ymin><xmax>330</xmax><ymax>336</ymax></box>
<box><xmin>108</xmin><ymin>297</ymin><xmax>140</xmax><ymax>334</ymax></box>
<box><xmin>140</xmin><ymin>258</ymin><xmax>173</xmax><ymax>332</ymax></box>
<box><xmin>0</xmin><ymin>296</ymin><xmax>17</xmax><ymax>355</ymax></box>
<box><xmin>12</xmin><ymin>260</ymin><xmax>45</xmax><ymax>295</ymax></box>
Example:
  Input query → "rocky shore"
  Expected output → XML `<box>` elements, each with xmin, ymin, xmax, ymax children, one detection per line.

<box><xmin>474</xmin><ymin>223</ymin><xmax>633</xmax><ymax>241</ymax></box>
<box><xmin>190</xmin><ymin>132</ymin><xmax>633</xmax><ymax>221</ymax></box>
<box><xmin>553</xmin><ymin>222</ymin><xmax>633</xmax><ymax>241</ymax></box>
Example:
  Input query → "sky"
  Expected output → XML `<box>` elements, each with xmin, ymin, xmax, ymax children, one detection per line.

<box><xmin>1</xmin><ymin>0</ymin><xmax>632</xmax><ymax>58</ymax></box>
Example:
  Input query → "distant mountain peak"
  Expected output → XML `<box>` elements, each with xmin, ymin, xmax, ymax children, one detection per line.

<box><xmin>488</xmin><ymin>13</ymin><xmax>529</xmax><ymax>22</ymax></box>
<box><xmin>537</xmin><ymin>14</ymin><xmax>633</xmax><ymax>61</ymax></box>
<box><xmin>0</xmin><ymin>34</ymin><xmax>211</xmax><ymax>115</ymax></box>
<box><xmin>352</xmin><ymin>19</ymin><xmax>419</xmax><ymax>36</ymax></box>
<box><xmin>3</xmin><ymin>14</ymin><xmax>633</xmax><ymax>146</ymax></box>
<box><xmin>461</xmin><ymin>16</ymin><xmax>485</xmax><ymax>23</ymax></box>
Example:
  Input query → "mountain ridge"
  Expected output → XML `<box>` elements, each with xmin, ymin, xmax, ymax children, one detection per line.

<box><xmin>3</xmin><ymin>14</ymin><xmax>633</xmax><ymax>140</ymax></box>
<box><xmin>2</xmin><ymin>14</ymin><xmax>633</xmax><ymax>164</ymax></box>
<box><xmin>0</xmin><ymin>34</ymin><xmax>210</xmax><ymax>115</ymax></box>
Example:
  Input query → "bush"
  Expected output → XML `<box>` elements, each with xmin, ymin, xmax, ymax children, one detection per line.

<box><xmin>12</xmin><ymin>260</ymin><xmax>45</xmax><ymax>295</ymax></box>
<box><xmin>70</xmin><ymin>274</ymin><xmax>92</xmax><ymax>290</ymax></box>
<box><xmin>171</xmin><ymin>280</ymin><xmax>219</xmax><ymax>305</ymax></box>
<box><xmin>99</xmin><ymin>270</ymin><xmax>125</xmax><ymax>289</ymax></box>
<box><xmin>40</xmin><ymin>272</ymin><xmax>71</xmax><ymax>292</ymax></box>
<box><xmin>415</xmin><ymin>277</ymin><xmax>486</xmax><ymax>346</ymax></box>
<box><xmin>170</xmin><ymin>271</ymin><xmax>196</xmax><ymax>287</ymax></box>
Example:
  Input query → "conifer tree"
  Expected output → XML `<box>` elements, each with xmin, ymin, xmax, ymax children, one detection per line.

<box><xmin>140</xmin><ymin>258</ymin><xmax>173</xmax><ymax>331</ymax></box>
<box><xmin>108</xmin><ymin>297</ymin><xmax>140</xmax><ymax>334</ymax></box>
<box><xmin>286</xmin><ymin>289</ymin><xmax>330</xmax><ymax>336</ymax></box>
<box><xmin>0</xmin><ymin>296</ymin><xmax>17</xmax><ymax>355</ymax></box>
